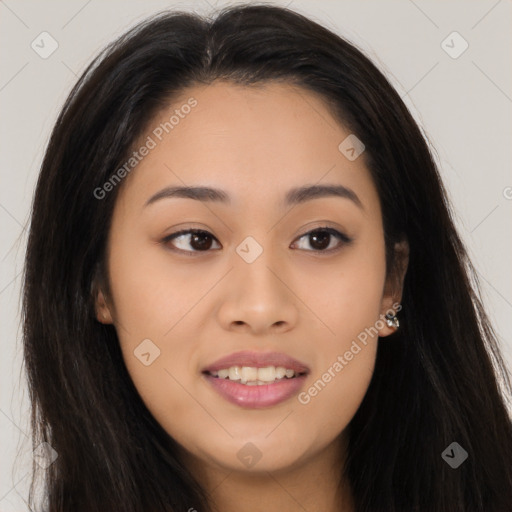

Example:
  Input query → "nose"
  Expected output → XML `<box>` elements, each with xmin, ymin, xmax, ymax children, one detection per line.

<box><xmin>216</xmin><ymin>246</ymin><xmax>299</xmax><ymax>335</ymax></box>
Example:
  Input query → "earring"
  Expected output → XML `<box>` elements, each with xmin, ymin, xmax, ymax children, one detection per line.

<box><xmin>385</xmin><ymin>313</ymin><xmax>399</xmax><ymax>329</ymax></box>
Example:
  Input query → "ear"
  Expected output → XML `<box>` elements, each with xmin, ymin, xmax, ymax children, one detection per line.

<box><xmin>92</xmin><ymin>278</ymin><xmax>114</xmax><ymax>324</ymax></box>
<box><xmin>378</xmin><ymin>238</ymin><xmax>409</xmax><ymax>338</ymax></box>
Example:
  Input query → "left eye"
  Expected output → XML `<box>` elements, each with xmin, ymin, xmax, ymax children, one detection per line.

<box><xmin>162</xmin><ymin>227</ymin><xmax>351</xmax><ymax>254</ymax></box>
<box><xmin>292</xmin><ymin>227</ymin><xmax>352</xmax><ymax>253</ymax></box>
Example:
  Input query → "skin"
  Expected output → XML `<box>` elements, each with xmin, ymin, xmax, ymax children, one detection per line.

<box><xmin>95</xmin><ymin>81</ymin><xmax>408</xmax><ymax>512</ymax></box>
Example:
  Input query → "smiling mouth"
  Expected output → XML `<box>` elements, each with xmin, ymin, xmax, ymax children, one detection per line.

<box><xmin>203</xmin><ymin>365</ymin><xmax>308</xmax><ymax>386</ymax></box>
<box><xmin>202</xmin><ymin>366</ymin><xmax>308</xmax><ymax>409</ymax></box>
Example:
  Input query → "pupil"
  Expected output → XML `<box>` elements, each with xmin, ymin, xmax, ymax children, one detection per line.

<box><xmin>311</xmin><ymin>231</ymin><xmax>330</xmax><ymax>250</ymax></box>
<box><xmin>192</xmin><ymin>232</ymin><xmax>212</xmax><ymax>250</ymax></box>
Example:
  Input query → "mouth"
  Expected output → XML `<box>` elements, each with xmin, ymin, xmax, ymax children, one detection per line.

<box><xmin>201</xmin><ymin>351</ymin><xmax>310</xmax><ymax>408</ymax></box>
<box><xmin>203</xmin><ymin>365</ymin><xmax>308</xmax><ymax>385</ymax></box>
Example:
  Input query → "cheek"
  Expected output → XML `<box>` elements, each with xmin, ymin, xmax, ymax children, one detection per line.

<box><xmin>106</xmin><ymin>234</ymin><xmax>193</xmax><ymax>339</ymax></box>
<box><xmin>293</xmin><ymin>235</ymin><xmax>385</xmax><ymax>426</ymax></box>
<box><xmin>297</xmin><ymin>337</ymin><xmax>377</xmax><ymax>432</ymax></box>
<box><xmin>105</xmin><ymin>236</ymin><xmax>203</xmax><ymax>418</ymax></box>
<box><xmin>304</xmin><ymin>233</ymin><xmax>387</xmax><ymax>342</ymax></box>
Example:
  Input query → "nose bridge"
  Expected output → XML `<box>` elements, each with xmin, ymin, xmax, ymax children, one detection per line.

<box><xmin>234</xmin><ymin>232</ymin><xmax>284</xmax><ymax>298</ymax></box>
<box><xmin>215</xmin><ymin>230</ymin><xmax>299</xmax><ymax>332</ymax></box>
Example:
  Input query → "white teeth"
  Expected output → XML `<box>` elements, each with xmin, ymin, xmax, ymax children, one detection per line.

<box><xmin>275</xmin><ymin>366</ymin><xmax>286</xmax><ymax>379</ymax></box>
<box><xmin>228</xmin><ymin>367</ymin><xmax>241</xmax><ymax>381</ymax></box>
<box><xmin>217</xmin><ymin>369</ymin><xmax>229</xmax><ymax>379</ymax></box>
<box><xmin>209</xmin><ymin>365</ymin><xmax>301</xmax><ymax>384</ymax></box>
<box><xmin>241</xmin><ymin>366</ymin><xmax>258</xmax><ymax>382</ymax></box>
<box><xmin>257</xmin><ymin>366</ymin><xmax>276</xmax><ymax>382</ymax></box>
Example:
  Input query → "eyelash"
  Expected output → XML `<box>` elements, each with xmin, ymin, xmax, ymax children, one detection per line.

<box><xmin>161</xmin><ymin>226</ymin><xmax>353</xmax><ymax>256</ymax></box>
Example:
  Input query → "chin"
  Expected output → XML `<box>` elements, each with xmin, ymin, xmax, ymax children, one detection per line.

<box><xmin>190</xmin><ymin>434</ymin><xmax>316</xmax><ymax>475</ymax></box>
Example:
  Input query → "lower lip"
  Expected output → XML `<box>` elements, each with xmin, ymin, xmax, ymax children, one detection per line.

<box><xmin>203</xmin><ymin>373</ymin><xmax>307</xmax><ymax>409</ymax></box>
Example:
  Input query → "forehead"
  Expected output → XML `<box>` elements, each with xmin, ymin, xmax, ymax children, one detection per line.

<box><xmin>117</xmin><ymin>80</ymin><xmax>378</xmax><ymax>213</ymax></box>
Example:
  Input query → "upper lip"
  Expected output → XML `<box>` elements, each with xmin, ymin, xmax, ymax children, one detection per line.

<box><xmin>202</xmin><ymin>350</ymin><xmax>310</xmax><ymax>375</ymax></box>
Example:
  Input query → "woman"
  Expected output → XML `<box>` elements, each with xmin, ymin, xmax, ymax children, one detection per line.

<box><xmin>22</xmin><ymin>3</ymin><xmax>512</xmax><ymax>511</ymax></box>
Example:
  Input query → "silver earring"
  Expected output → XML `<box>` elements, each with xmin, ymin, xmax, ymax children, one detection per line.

<box><xmin>385</xmin><ymin>313</ymin><xmax>399</xmax><ymax>328</ymax></box>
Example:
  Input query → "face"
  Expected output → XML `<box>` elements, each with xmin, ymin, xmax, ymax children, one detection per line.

<box><xmin>95</xmin><ymin>81</ymin><xmax>406</xmax><ymax>476</ymax></box>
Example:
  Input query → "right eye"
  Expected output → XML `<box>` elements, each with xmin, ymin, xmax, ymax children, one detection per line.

<box><xmin>162</xmin><ymin>229</ymin><xmax>222</xmax><ymax>255</ymax></box>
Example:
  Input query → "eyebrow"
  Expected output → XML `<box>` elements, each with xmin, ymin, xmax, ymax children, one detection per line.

<box><xmin>144</xmin><ymin>184</ymin><xmax>364</xmax><ymax>210</ymax></box>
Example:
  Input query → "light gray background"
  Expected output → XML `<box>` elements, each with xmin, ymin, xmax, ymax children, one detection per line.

<box><xmin>1</xmin><ymin>0</ymin><xmax>511</xmax><ymax>509</ymax></box>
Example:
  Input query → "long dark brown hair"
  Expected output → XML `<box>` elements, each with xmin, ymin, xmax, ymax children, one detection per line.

<box><xmin>21</xmin><ymin>3</ymin><xmax>512</xmax><ymax>511</ymax></box>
